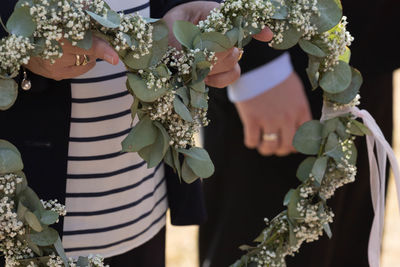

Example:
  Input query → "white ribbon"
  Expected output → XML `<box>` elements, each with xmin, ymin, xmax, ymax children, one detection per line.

<box><xmin>321</xmin><ymin>103</ymin><xmax>400</xmax><ymax>267</ymax></box>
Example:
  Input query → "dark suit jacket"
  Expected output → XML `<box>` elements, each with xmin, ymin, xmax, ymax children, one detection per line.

<box><xmin>0</xmin><ymin>0</ymin><xmax>207</xmax><ymax>234</ymax></box>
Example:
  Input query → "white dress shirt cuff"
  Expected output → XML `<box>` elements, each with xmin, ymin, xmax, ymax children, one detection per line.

<box><xmin>227</xmin><ymin>52</ymin><xmax>293</xmax><ymax>103</ymax></box>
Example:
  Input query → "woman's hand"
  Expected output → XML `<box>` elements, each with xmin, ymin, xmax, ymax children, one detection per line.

<box><xmin>25</xmin><ymin>36</ymin><xmax>119</xmax><ymax>81</ymax></box>
<box><xmin>163</xmin><ymin>1</ymin><xmax>273</xmax><ymax>88</ymax></box>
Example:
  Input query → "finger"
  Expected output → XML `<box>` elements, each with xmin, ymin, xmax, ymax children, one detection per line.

<box><xmin>209</xmin><ymin>47</ymin><xmax>240</xmax><ymax>75</ymax></box>
<box><xmin>53</xmin><ymin>61</ymin><xmax>96</xmax><ymax>80</ymax></box>
<box><xmin>204</xmin><ymin>63</ymin><xmax>241</xmax><ymax>88</ymax></box>
<box><xmin>243</xmin><ymin>121</ymin><xmax>261</xmax><ymax>149</ymax></box>
<box><xmin>258</xmin><ymin>124</ymin><xmax>280</xmax><ymax>156</ymax></box>
<box><xmin>253</xmin><ymin>27</ymin><xmax>274</xmax><ymax>42</ymax></box>
<box><xmin>276</xmin><ymin>123</ymin><xmax>296</xmax><ymax>157</ymax></box>
<box><xmin>62</xmin><ymin>37</ymin><xmax>118</xmax><ymax>65</ymax></box>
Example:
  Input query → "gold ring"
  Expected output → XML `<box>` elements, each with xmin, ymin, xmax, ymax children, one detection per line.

<box><xmin>238</xmin><ymin>49</ymin><xmax>244</xmax><ymax>61</ymax></box>
<box><xmin>263</xmin><ymin>133</ymin><xmax>278</xmax><ymax>142</ymax></box>
<box><xmin>75</xmin><ymin>55</ymin><xmax>89</xmax><ymax>66</ymax></box>
<box><xmin>82</xmin><ymin>55</ymin><xmax>89</xmax><ymax>66</ymax></box>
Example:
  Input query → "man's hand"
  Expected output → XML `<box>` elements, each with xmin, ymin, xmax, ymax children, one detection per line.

<box><xmin>163</xmin><ymin>1</ymin><xmax>273</xmax><ymax>88</ymax></box>
<box><xmin>25</xmin><ymin>36</ymin><xmax>119</xmax><ymax>81</ymax></box>
<box><xmin>235</xmin><ymin>72</ymin><xmax>312</xmax><ymax>156</ymax></box>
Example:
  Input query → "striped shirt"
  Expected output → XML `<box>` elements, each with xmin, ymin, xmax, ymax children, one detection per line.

<box><xmin>62</xmin><ymin>0</ymin><xmax>168</xmax><ymax>258</ymax></box>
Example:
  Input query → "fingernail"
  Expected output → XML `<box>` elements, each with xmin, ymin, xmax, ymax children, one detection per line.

<box><xmin>104</xmin><ymin>54</ymin><xmax>115</xmax><ymax>65</ymax></box>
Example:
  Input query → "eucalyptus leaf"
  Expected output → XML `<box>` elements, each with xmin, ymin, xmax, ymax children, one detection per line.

<box><xmin>76</xmin><ymin>257</ymin><xmax>90</xmax><ymax>267</ymax></box>
<box><xmin>153</xmin><ymin>121</ymin><xmax>170</xmax><ymax>156</ymax></box>
<box><xmin>306</xmin><ymin>56</ymin><xmax>321</xmax><ymax>90</ymax></box>
<box><xmin>86</xmin><ymin>10</ymin><xmax>120</xmax><ymax>28</ymax></box>
<box><xmin>190</xmin><ymin>81</ymin><xmax>206</xmax><ymax>93</ymax></box>
<box><xmin>324</xmin><ymin>68</ymin><xmax>362</xmax><ymax>104</ymax></box>
<box><xmin>15</xmin><ymin>171</ymin><xmax>28</xmax><ymax>195</ymax></box>
<box><xmin>322</xmin><ymin>118</ymin><xmax>339</xmax><ymax>139</ymax></box>
<box><xmin>40</xmin><ymin>210</ymin><xmax>59</xmax><ymax>225</ymax></box>
<box><xmin>296</xmin><ymin>157</ymin><xmax>317</xmax><ymax>182</ymax></box>
<box><xmin>181</xmin><ymin>158</ymin><xmax>199</xmax><ymax>184</ymax></box>
<box><xmin>6</xmin><ymin>6</ymin><xmax>36</xmax><ymax>37</ymax></box>
<box><xmin>173</xmin><ymin>20</ymin><xmax>200</xmax><ymax>49</ymax></box>
<box><xmin>293</xmin><ymin>120</ymin><xmax>323</xmax><ymax>155</ymax></box>
<box><xmin>26</xmin><ymin>236</ymin><xmax>42</xmax><ymax>256</ymax></box>
<box><xmin>176</xmin><ymin>87</ymin><xmax>189</xmax><ymax>105</ymax></box>
<box><xmin>127</xmin><ymin>73</ymin><xmax>167</xmax><ymax>102</ymax></box>
<box><xmin>226</xmin><ymin>28</ymin><xmax>239</xmax><ymax>47</ymax></box>
<box><xmin>324</xmin><ymin>132</ymin><xmax>344</xmax><ymax>163</ymax></box>
<box><xmin>310</xmin><ymin>0</ymin><xmax>343</xmax><ymax>33</ymax></box>
<box><xmin>0</xmin><ymin>78</ymin><xmax>18</xmax><ymax>111</ymax></box>
<box><xmin>350</xmin><ymin>119</ymin><xmax>371</xmax><ymax>136</ymax></box>
<box><xmin>190</xmin><ymin>89</ymin><xmax>208</xmax><ymax>109</ymax></box>
<box><xmin>177</xmin><ymin>147</ymin><xmax>215</xmax><ymax>178</ymax></box>
<box><xmin>164</xmin><ymin>147</ymin><xmax>175</xmax><ymax>170</ymax></box>
<box><xmin>271</xmin><ymin>26</ymin><xmax>302</xmax><ymax>50</ymax></box>
<box><xmin>299</xmin><ymin>39</ymin><xmax>326</xmax><ymax>57</ymax></box>
<box><xmin>54</xmin><ymin>237</ymin><xmax>69</xmax><ymax>267</ymax></box>
<box><xmin>271</xmin><ymin>0</ymin><xmax>289</xmax><ymax>19</ymax></box>
<box><xmin>17</xmin><ymin>201</ymin><xmax>28</xmax><ymax>221</ymax></box>
<box><xmin>29</xmin><ymin>227</ymin><xmax>59</xmax><ymax>247</ymax></box>
<box><xmin>287</xmin><ymin>188</ymin><xmax>301</xmax><ymax>219</ymax></box>
<box><xmin>76</xmin><ymin>30</ymin><xmax>93</xmax><ymax>50</ymax></box>
<box><xmin>323</xmin><ymin>223</ymin><xmax>333</xmax><ymax>239</ymax></box>
<box><xmin>311</xmin><ymin>156</ymin><xmax>328</xmax><ymax>184</ymax></box>
<box><xmin>348</xmin><ymin>140</ymin><xmax>358</xmax><ymax>165</ymax></box>
<box><xmin>319</xmin><ymin>60</ymin><xmax>352</xmax><ymax>94</ymax></box>
<box><xmin>336</xmin><ymin>118</ymin><xmax>350</xmax><ymax>140</ymax></box>
<box><xmin>19</xmin><ymin>187</ymin><xmax>45</xmax><ymax>214</ymax></box>
<box><xmin>121</xmin><ymin>116</ymin><xmax>157</xmax><ymax>152</ymax></box>
<box><xmin>172</xmin><ymin>148</ymin><xmax>181</xmax><ymax>179</ymax></box>
<box><xmin>25</xmin><ymin>211</ymin><xmax>43</xmax><ymax>232</ymax></box>
<box><xmin>138</xmin><ymin>131</ymin><xmax>165</xmax><ymax>168</ymax></box>
<box><xmin>193</xmin><ymin>32</ymin><xmax>232</xmax><ymax>52</ymax></box>
<box><xmin>173</xmin><ymin>97</ymin><xmax>193</xmax><ymax>122</ymax></box>
<box><xmin>0</xmin><ymin>139</ymin><xmax>24</xmax><ymax>174</ymax></box>
<box><xmin>283</xmin><ymin>189</ymin><xmax>295</xmax><ymax>206</ymax></box>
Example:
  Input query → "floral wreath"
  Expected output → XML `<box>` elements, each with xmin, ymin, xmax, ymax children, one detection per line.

<box><xmin>0</xmin><ymin>0</ymin><xmax>395</xmax><ymax>266</ymax></box>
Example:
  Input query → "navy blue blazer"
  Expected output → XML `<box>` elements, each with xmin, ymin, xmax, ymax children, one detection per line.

<box><xmin>0</xmin><ymin>0</ymin><xmax>207</xmax><ymax>234</ymax></box>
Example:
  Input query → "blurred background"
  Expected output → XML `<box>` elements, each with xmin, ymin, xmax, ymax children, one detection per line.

<box><xmin>166</xmin><ymin>69</ymin><xmax>400</xmax><ymax>267</ymax></box>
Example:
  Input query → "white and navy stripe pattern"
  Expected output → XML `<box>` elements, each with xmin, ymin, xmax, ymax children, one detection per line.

<box><xmin>63</xmin><ymin>0</ymin><xmax>168</xmax><ymax>258</ymax></box>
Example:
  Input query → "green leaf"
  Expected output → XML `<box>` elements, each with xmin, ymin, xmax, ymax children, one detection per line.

<box><xmin>306</xmin><ymin>56</ymin><xmax>321</xmax><ymax>90</ymax></box>
<box><xmin>320</xmin><ymin>60</ymin><xmax>352</xmax><ymax>94</ymax></box>
<box><xmin>181</xmin><ymin>158</ymin><xmax>199</xmax><ymax>184</ymax></box>
<box><xmin>173</xmin><ymin>20</ymin><xmax>201</xmax><ymax>49</ymax></box>
<box><xmin>323</xmin><ymin>223</ymin><xmax>333</xmax><ymax>238</ymax></box>
<box><xmin>190</xmin><ymin>90</ymin><xmax>208</xmax><ymax>109</ymax></box>
<box><xmin>27</xmin><ymin>236</ymin><xmax>43</xmax><ymax>256</ymax></box>
<box><xmin>149</xmin><ymin>20</ymin><xmax>169</xmax><ymax>66</ymax></box>
<box><xmin>15</xmin><ymin>171</ymin><xmax>28</xmax><ymax>195</ymax></box>
<box><xmin>347</xmin><ymin>140</ymin><xmax>358</xmax><ymax>165</ymax></box>
<box><xmin>293</xmin><ymin>120</ymin><xmax>323</xmax><ymax>155</ymax></box>
<box><xmin>226</xmin><ymin>28</ymin><xmax>239</xmax><ymax>47</ymax></box>
<box><xmin>25</xmin><ymin>211</ymin><xmax>43</xmax><ymax>232</ymax></box>
<box><xmin>86</xmin><ymin>10</ymin><xmax>120</xmax><ymax>28</ymax></box>
<box><xmin>29</xmin><ymin>227</ymin><xmax>59</xmax><ymax>246</ymax></box>
<box><xmin>193</xmin><ymin>32</ymin><xmax>233</xmax><ymax>52</ymax></box>
<box><xmin>155</xmin><ymin>64</ymin><xmax>171</xmax><ymax>78</ymax></box>
<box><xmin>190</xmin><ymin>81</ymin><xmax>206</xmax><ymax>93</ymax></box>
<box><xmin>0</xmin><ymin>79</ymin><xmax>18</xmax><ymax>111</ymax></box>
<box><xmin>283</xmin><ymin>189</ymin><xmax>295</xmax><ymax>206</ymax></box>
<box><xmin>311</xmin><ymin>156</ymin><xmax>328</xmax><ymax>184</ymax></box>
<box><xmin>173</xmin><ymin>97</ymin><xmax>193</xmax><ymax>122</ymax></box>
<box><xmin>77</xmin><ymin>257</ymin><xmax>90</xmax><ymax>267</ymax></box>
<box><xmin>127</xmin><ymin>73</ymin><xmax>167</xmax><ymax>102</ymax></box>
<box><xmin>121</xmin><ymin>116</ymin><xmax>157</xmax><ymax>152</ymax></box>
<box><xmin>299</xmin><ymin>39</ymin><xmax>326</xmax><ymax>57</ymax></box>
<box><xmin>17</xmin><ymin>201</ymin><xmax>28</xmax><ymax>221</ymax></box>
<box><xmin>54</xmin><ymin>237</ymin><xmax>69</xmax><ymax>267</ymax></box>
<box><xmin>336</xmin><ymin>119</ymin><xmax>350</xmax><ymax>140</ymax></box>
<box><xmin>322</xmin><ymin>118</ymin><xmax>339</xmax><ymax>139</ymax></box>
<box><xmin>19</xmin><ymin>187</ymin><xmax>45</xmax><ymax>214</ymax></box>
<box><xmin>176</xmin><ymin>87</ymin><xmax>189</xmax><ymax>105</ymax></box>
<box><xmin>287</xmin><ymin>188</ymin><xmax>301</xmax><ymax>219</ymax></box>
<box><xmin>153</xmin><ymin>121</ymin><xmax>170</xmax><ymax>156</ymax></box>
<box><xmin>339</xmin><ymin>47</ymin><xmax>351</xmax><ymax>63</ymax></box>
<box><xmin>164</xmin><ymin>147</ymin><xmax>175</xmax><ymax>170</ymax></box>
<box><xmin>288</xmin><ymin>219</ymin><xmax>298</xmax><ymax>247</ymax></box>
<box><xmin>271</xmin><ymin>0</ymin><xmax>289</xmax><ymax>19</ymax></box>
<box><xmin>296</xmin><ymin>157</ymin><xmax>317</xmax><ymax>182</ymax></box>
<box><xmin>271</xmin><ymin>26</ymin><xmax>302</xmax><ymax>50</ymax></box>
<box><xmin>324</xmin><ymin>68</ymin><xmax>362</xmax><ymax>104</ymax></box>
<box><xmin>0</xmin><ymin>139</ymin><xmax>24</xmax><ymax>174</ymax></box>
<box><xmin>350</xmin><ymin>119</ymin><xmax>371</xmax><ymax>136</ymax></box>
<box><xmin>40</xmin><ymin>210</ymin><xmax>59</xmax><ymax>225</ymax></box>
<box><xmin>172</xmin><ymin>148</ymin><xmax>181</xmax><ymax>179</ymax></box>
<box><xmin>76</xmin><ymin>30</ymin><xmax>93</xmax><ymax>50</ymax></box>
<box><xmin>6</xmin><ymin>6</ymin><xmax>36</xmax><ymax>37</ymax></box>
<box><xmin>310</xmin><ymin>0</ymin><xmax>343</xmax><ymax>33</ymax></box>
<box><xmin>177</xmin><ymin>147</ymin><xmax>215</xmax><ymax>179</ymax></box>
<box><xmin>138</xmin><ymin>131</ymin><xmax>165</xmax><ymax>168</ymax></box>
<box><xmin>324</xmin><ymin>132</ymin><xmax>344</xmax><ymax>162</ymax></box>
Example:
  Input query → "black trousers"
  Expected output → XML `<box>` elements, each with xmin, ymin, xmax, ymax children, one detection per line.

<box><xmin>0</xmin><ymin>227</ymin><xmax>165</xmax><ymax>267</ymax></box>
<box><xmin>199</xmin><ymin>68</ymin><xmax>393</xmax><ymax>267</ymax></box>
